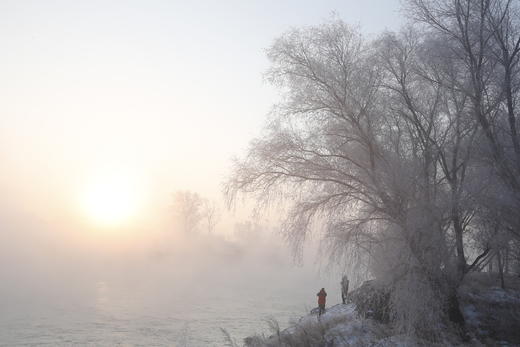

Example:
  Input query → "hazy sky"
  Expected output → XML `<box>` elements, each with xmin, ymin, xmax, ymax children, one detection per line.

<box><xmin>0</xmin><ymin>6</ymin><xmax>405</xmax><ymax>340</ymax></box>
<box><xmin>0</xmin><ymin>1</ymin><xmax>402</xmax><ymax>234</ymax></box>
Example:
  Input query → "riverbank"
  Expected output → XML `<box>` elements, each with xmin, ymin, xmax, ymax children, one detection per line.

<box><xmin>241</xmin><ymin>272</ymin><xmax>520</xmax><ymax>346</ymax></box>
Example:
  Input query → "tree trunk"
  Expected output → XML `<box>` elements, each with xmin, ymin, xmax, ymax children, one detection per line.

<box><xmin>498</xmin><ymin>250</ymin><xmax>506</xmax><ymax>289</ymax></box>
<box><xmin>503</xmin><ymin>64</ymin><xmax>520</xmax><ymax>174</ymax></box>
<box><xmin>452</xmin><ymin>211</ymin><xmax>467</xmax><ymax>278</ymax></box>
<box><xmin>505</xmin><ymin>246</ymin><xmax>509</xmax><ymax>275</ymax></box>
<box><xmin>447</xmin><ymin>291</ymin><xmax>467</xmax><ymax>340</ymax></box>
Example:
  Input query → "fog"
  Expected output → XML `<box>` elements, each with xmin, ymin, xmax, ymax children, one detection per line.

<box><xmin>5</xmin><ymin>0</ymin><xmax>520</xmax><ymax>345</ymax></box>
<box><xmin>0</xmin><ymin>1</ymin><xmax>405</xmax><ymax>345</ymax></box>
<box><xmin>0</xmin><ymin>195</ymin><xmax>334</xmax><ymax>290</ymax></box>
<box><xmin>0</xmin><ymin>191</ymin><xmax>343</xmax><ymax>345</ymax></box>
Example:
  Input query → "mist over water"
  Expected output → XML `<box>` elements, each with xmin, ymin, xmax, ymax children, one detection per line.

<box><xmin>0</xmin><ymin>203</ymin><xmax>341</xmax><ymax>346</ymax></box>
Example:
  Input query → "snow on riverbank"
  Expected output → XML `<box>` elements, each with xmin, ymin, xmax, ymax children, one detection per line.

<box><xmin>244</xmin><ymin>303</ymin><xmax>468</xmax><ymax>346</ymax></box>
<box><xmin>241</xmin><ymin>274</ymin><xmax>520</xmax><ymax>346</ymax></box>
<box><xmin>244</xmin><ymin>304</ymin><xmax>411</xmax><ymax>346</ymax></box>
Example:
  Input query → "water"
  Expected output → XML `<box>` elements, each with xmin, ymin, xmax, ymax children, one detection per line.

<box><xmin>0</xmin><ymin>229</ymin><xmax>341</xmax><ymax>346</ymax></box>
<box><xmin>0</xmin><ymin>276</ymin><xmax>337</xmax><ymax>346</ymax></box>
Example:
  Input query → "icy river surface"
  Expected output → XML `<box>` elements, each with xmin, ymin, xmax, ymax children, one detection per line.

<box><xmin>0</xmin><ymin>274</ymin><xmax>339</xmax><ymax>346</ymax></box>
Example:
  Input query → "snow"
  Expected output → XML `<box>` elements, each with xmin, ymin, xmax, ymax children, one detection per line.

<box><xmin>257</xmin><ymin>304</ymin><xmax>409</xmax><ymax>347</ymax></box>
<box><xmin>246</xmin><ymin>274</ymin><xmax>520</xmax><ymax>346</ymax></box>
<box><xmin>458</xmin><ymin>279</ymin><xmax>520</xmax><ymax>345</ymax></box>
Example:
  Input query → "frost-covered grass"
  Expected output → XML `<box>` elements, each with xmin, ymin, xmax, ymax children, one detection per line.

<box><xmin>227</xmin><ymin>273</ymin><xmax>520</xmax><ymax>346</ymax></box>
<box><xmin>240</xmin><ymin>304</ymin><xmax>452</xmax><ymax>347</ymax></box>
<box><xmin>243</xmin><ymin>304</ymin><xmax>390</xmax><ymax>347</ymax></box>
<box><xmin>240</xmin><ymin>303</ymin><xmax>473</xmax><ymax>346</ymax></box>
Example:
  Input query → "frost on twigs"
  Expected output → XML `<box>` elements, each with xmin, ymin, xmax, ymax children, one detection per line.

<box><xmin>227</xmin><ymin>0</ymin><xmax>520</xmax><ymax>341</ymax></box>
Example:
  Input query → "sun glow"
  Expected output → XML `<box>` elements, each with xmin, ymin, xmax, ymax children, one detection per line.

<box><xmin>81</xmin><ymin>170</ymin><xmax>142</xmax><ymax>227</ymax></box>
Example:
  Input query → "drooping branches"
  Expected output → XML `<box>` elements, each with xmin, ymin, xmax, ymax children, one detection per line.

<box><xmin>226</xmin><ymin>5</ymin><xmax>520</xmax><ymax>337</ymax></box>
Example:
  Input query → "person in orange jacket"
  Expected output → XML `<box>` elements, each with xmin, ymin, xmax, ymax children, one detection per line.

<box><xmin>317</xmin><ymin>288</ymin><xmax>327</xmax><ymax>316</ymax></box>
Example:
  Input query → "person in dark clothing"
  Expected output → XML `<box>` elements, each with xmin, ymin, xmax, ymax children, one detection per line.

<box><xmin>317</xmin><ymin>288</ymin><xmax>327</xmax><ymax>316</ymax></box>
<box><xmin>341</xmin><ymin>275</ymin><xmax>349</xmax><ymax>304</ymax></box>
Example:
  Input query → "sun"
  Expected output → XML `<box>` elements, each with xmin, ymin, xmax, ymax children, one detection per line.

<box><xmin>81</xmin><ymin>171</ymin><xmax>141</xmax><ymax>227</ymax></box>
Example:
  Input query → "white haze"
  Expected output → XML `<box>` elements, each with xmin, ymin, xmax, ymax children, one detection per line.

<box><xmin>0</xmin><ymin>196</ymin><xmax>343</xmax><ymax>345</ymax></box>
<box><xmin>0</xmin><ymin>1</ymin><xmax>402</xmax><ymax>345</ymax></box>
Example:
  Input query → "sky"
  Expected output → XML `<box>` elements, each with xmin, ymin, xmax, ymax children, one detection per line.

<box><xmin>0</xmin><ymin>1</ymin><xmax>403</xmax><ymax>244</ymax></box>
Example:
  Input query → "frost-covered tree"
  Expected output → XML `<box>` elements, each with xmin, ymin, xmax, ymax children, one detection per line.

<box><xmin>202</xmin><ymin>199</ymin><xmax>220</xmax><ymax>234</ymax></box>
<box><xmin>173</xmin><ymin>190</ymin><xmax>204</xmax><ymax>234</ymax></box>
<box><xmin>226</xmin><ymin>19</ymin><xmax>466</xmax><ymax>338</ymax></box>
<box><xmin>227</xmin><ymin>5</ymin><xmax>520</xmax><ymax>338</ymax></box>
<box><xmin>173</xmin><ymin>190</ymin><xmax>221</xmax><ymax>235</ymax></box>
<box><xmin>406</xmin><ymin>0</ymin><xmax>520</xmax><ymax>244</ymax></box>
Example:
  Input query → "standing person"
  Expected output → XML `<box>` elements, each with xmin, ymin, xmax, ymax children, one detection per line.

<box><xmin>341</xmin><ymin>275</ymin><xmax>349</xmax><ymax>304</ymax></box>
<box><xmin>317</xmin><ymin>288</ymin><xmax>327</xmax><ymax>317</ymax></box>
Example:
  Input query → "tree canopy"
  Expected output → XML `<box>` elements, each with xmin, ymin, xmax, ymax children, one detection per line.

<box><xmin>227</xmin><ymin>1</ymin><xmax>520</xmax><ymax>339</ymax></box>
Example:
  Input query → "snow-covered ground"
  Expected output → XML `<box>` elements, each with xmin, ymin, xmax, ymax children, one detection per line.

<box><xmin>244</xmin><ymin>273</ymin><xmax>520</xmax><ymax>347</ymax></box>
<box><xmin>458</xmin><ymin>273</ymin><xmax>520</xmax><ymax>345</ymax></box>
<box><xmin>246</xmin><ymin>303</ymin><xmax>462</xmax><ymax>346</ymax></box>
<box><xmin>245</xmin><ymin>304</ymin><xmax>407</xmax><ymax>346</ymax></box>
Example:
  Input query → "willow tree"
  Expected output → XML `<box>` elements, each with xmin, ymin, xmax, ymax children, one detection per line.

<box><xmin>226</xmin><ymin>18</ymin><xmax>479</xmax><ymax>339</ymax></box>
<box><xmin>228</xmin><ymin>21</ymin><xmax>411</xmax><ymax>272</ymax></box>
